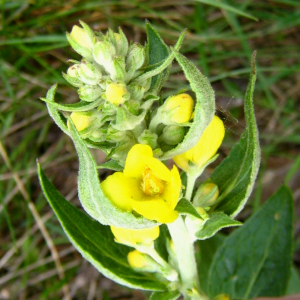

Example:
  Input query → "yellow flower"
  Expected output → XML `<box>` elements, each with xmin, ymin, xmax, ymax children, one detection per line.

<box><xmin>70</xmin><ymin>25</ymin><xmax>93</xmax><ymax>50</ymax></box>
<box><xmin>165</xmin><ymin>93</ymin><xmax>194</xmax><ymax>123</ymax></box>
<box><xmin>101</xmin><ymin>144</ymin><xmax>181</xmax><ymax>223</ymax></box>
<box><xmin>111</xmin><ymin>225</ymin><xmax>159</xmax><ymax>246</ymax></box>
<box><xmin>127</xmin><ymin>250</ymin><xmax>147</xmax><ymax>268</ymax></box>
<box><xmin>105</xmin><ymin>83</ymin><xmax>127</xmax><ymax>105</ymax></box>
<box><xmin>69</xmin><ymin>112</ymin><xmax>93</xmax><ymax>132</ymax></box>
<box><xmin>173</xmin><ymin>115</ymin><xmax>225</xmax><ymax>172</ymax></box>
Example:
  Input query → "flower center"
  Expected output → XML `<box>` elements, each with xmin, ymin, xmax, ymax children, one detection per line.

<box><xmin>141</xmin><ymin>166</ymin><xmax>164</xmax><ymax>196</ymax></box>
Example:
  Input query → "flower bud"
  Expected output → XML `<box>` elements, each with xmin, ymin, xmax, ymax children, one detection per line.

<box><xmin>63</xmin><ymin>69</ymin><xmax>83</xmax><ymax>88</ymax></box>
<box><xmin>78</xmin><ymin>85</ymin><xmax>102</xmax><ymax>102</ymax></box>
<box><xmin>127</xmin><ymin>250</ymin><xmax>159</xmax><ymax>272</ymax></box>
<box><xmin>126</xmin><ymin>43</ymin><xmax>145</xmax><ymax>72</ymax></box>
<box><xmin>162</xmin><ymin>93</ymin><xmax>194</xmax><ymax>124</ymax></box>
<box><xmin>193</xmin><ymin>182</ymin><xmax>219</xmax><ymax>207</ymax></box>
<box><xmin>69</xmin><ymin>112</ymin><xmax>94</xmax><ymax>132</ymax></box>
<box><xmin>67</xmin><ymin>23</ymin><xmax>94</xmax><ymax>59</ymax></box>
<box><xmin>173</xmin><ymin>115</ymin><xmax>225</xmax><ymax>172</ymax></box>
<box><xmin>111</xmin><ymin>225</ymin><xmax>160</xmax><ymax>246</ymax></box>
<box><xmin>158</xmin><ymin>125</ymin><xmax>186</xmax><ymax>146</ymax></box>
<box><xmin>110</xmin><ymin>29</ymin><xmax>128</xmax><ymax>57</ymax></box>
<box><xmin>89</xmin><ymin>128</ymin><xmax>107</xmax><ymax>142</ymax></box>
<box><xmin>138</xmin><ymin>130</ymin><xmax>158</xmax><ymax>149</ymax></box>
<box><xmin>77</xmin><ymin>60</ymin><xmax>102</xmax><ymax>85</ymax></box>
<box><xmin>110</xmin><ymin>56</ymin><xmax>126</xmax><ymax>81</ymax></box>
<box><xmin>106</xmin><ymin>126</ymin><xmax>132</xmax><ymax>142</ymax></box>
<box><xmin>127</xmin><ymin>83</ymin><xmax>146</xmax><ymax>101</ymax></box>
<box><xmin>93</xmin><ymin>40</ymin><xmax>116</xmax><ymax>72</ymax></box>
<box><xmin>105</xmin><ymin>82</ymin><xmax>128</xmax><ymax>105</ymax></box>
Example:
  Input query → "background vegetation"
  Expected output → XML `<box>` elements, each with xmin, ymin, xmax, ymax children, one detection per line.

<box><xmin>0</xmin><ymin>0</ymin><xmax>299</xmax><ymax>299</ymax></box>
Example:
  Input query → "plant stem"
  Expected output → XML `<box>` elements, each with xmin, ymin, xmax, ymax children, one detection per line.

<box><xmin>186</xmin><ymin>172</ymin><xmax>199</xmax><ymax>201</ymax></box>
<box><xmin>168</xmin><ymin>216</ymin><xmax>208</xmax><ymax>300</ymax></box>
<box><xmin>149</xmin><ymin>112</ymin><xmax>161</xmax><ymax>133</ymax></box>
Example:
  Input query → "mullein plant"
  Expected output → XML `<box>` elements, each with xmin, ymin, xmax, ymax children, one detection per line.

<box><xmin>39</xmin><ymin>21</ymin><xmax>294</xmax><ymax>300</ymax></box>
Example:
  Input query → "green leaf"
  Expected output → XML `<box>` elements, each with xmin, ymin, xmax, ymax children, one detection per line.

<box><xmin>137</xmin><ymin>28</ymin><xmax>185</xmax><ymax>89</ymax></box>
<box><xmin>195</xmin><ymin>234</ymin><xmax>226</xmax><ymax>294</ymax></box>
<box><xmin>208</xmin><ymin>185</ymin><xmax>294</xmax><ymax>299</ymax></box>
<box><xmin>211</xmin><ymin>52</ymin><xmax>260</xmax><ymax>217</ymax></box>
<box><xmin>194</xmin><ymin>0</ymin><xmax>258</xmax><ymax>21</ymax></box>
<box><xmin>84</xmin><ymin>139</ymin><xmax>115</xmax><ymax>152</ymax></box>
<box><xmin>38</xmin><ymin>163</ymin><xmax>166</xmax><ymax>291</ymax></box>
<box><xmin>175</xmin><ymin>198</ymin><xmax>202</xmax><ymax>219</ymax></box>
<box><xmin>97</xmin><ymin>160</ymin><xmax>123</xmax><ymax>171</ymax></box>
<box><xmin>154</xmin><ymin>224</ymin><xmax>170</xmax><ymax>262</ymax></box>
<box><xmin>68</xmin><ymin>118</ymin><xmax>157</xmax><ymax>229</ymax></box>
<box><xmin>160</xmin><ymin>50</ymin><xmax>215</xmax><ymax>160</ymax></box>
<box><xmin>150</xmin><ymin>291</ymin><xmax>181</xmax><ymax>300</ymax></box>
<box><xmin>145</xmin><ymin>21</ymin><xmax>170</xmax><ymax>90</ymax></box>
<box><xmin>286</xmin><ymin>266</ymin><xmax>300</xmax><ymax>295</ymax></box>
<box><xmin>41</xmin><ymin>97</ymin><xmax>102</xmax><ymax>112</ymax></box>
<box><xmin>195</xmin><ymin>212</ymin><xmax>242</xmax><ymax>240</ymax></box>
<box><xmin>44</xmin><ymin>84</ymin><xmax>70</xmax><ymax>137</ymax></box>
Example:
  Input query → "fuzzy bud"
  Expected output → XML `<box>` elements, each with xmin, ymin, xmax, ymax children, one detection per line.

<box><xmin>110</xmin><ymin>56</ymin><xmax>126</xmax><ymax>81</ymax></box>
<box><xmin>105</xmin><ymin>82</ymin><xmax>128</xmax><ymax>105</ymax></box>
<box><xmin>93</xmin><ymin>40</ymin><xmax>116</xmax><ymax>72</ymax></box>
<box><xmin>138</xmin><ymin>130</ymin><xmax>158</xmax><ymax>149</ymax></box>
<box><xmin>68</xmin><ymin>112</ymin><xmax>94</xmax><ymax>132</ymax></box>
<box><xmin>162</xmin><ymin>93</ymin><xmax>194</xmax><ymax>124</ymax></box>
<box><xmin>158</xmin><ymin>125</ymin><xmax>186</xmax><ymax>146</ymax></box>
<box><xmin>193</xmin><ymin>182</ymin><xmax>219</xmax><ymax>207</ymax></box>
<box><xmin>114</xmin><ymin>29</ymin><xmax>129</xmax><ymax>57</ymax></box>
<box><xmin>126</xmin><ymin>43</ymin><xmax>145</xmax><ymax>72</ymax></box>
<box><xmin>128</xmin><ymin>82</ymin><xmax>146</xmax><ymax>101</ymax></box>
<box><xmin>67</xmin><ymin>23</ymin><xmax>94</xmax><ymax>59</ymax></box>
<box><xmin>127</xmin><ymin>250</ymin><xmax>159</xmax><ymax>272</ymax></box>
<box><xmin>78</xmin><ymin>85</ymin><xmax>102</xmax><ymax>102</ymax></box>
<box><xmin>77</xmin><ymin>60</ymin><xmax>102</xmax><ymax>85</ymax></box>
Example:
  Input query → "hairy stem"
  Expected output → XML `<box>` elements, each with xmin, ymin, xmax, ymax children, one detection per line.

<box><xmin>168</xmin><ymin>216</ymin><xmax>208</xmax><ymax>300</ymax></box>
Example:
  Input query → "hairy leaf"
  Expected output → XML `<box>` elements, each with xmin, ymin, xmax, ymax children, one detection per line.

<box><xmin>195</xmin><ymin>234</ymin><xmax>226</xmax><ymax>294</ymax></box>
<box><xmin>38</xmin><ymin>164</ymin><xmax>166</xmax><ymax>291</ymax></box>
<box><xmin>211</xmin><ymin>52</ymin><xmax>260</xmax><ymax>217</ymax></box>
<box><xmin>195</xmin><ymin>212</ymin><xmax>242</xmax><ymax>240</ymax></box>
<box><xmin>150</xmin><ymin>291</ymin><xmax>181</xmax><ymax>300</ymax></box>
<box><xmin>41</xmin><ymin>97</ymin><xmax>102</xmax><ymax>111</ymax></box>
<box><xmin>175</xmin><ymin>198</ymin><xmax>202</xmax><ymax>219</ymax></box>
<box><xmin>208</xmin><ymin>185</ymin><xmax>293</xmax><ymax>299</ymax></box>
<box><xmin>44</xmin><ymin>84</ymin><xmax>70</xmax><ymax>137</ymax></box>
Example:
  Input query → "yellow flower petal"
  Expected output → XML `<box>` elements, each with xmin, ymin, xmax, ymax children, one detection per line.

<box><xmin>128</xmin><ymin>250</ymin><xmax>147</xmax><ymax>268</ymax></box>
<box><xmin>106</xmin><ymin>83</ymin><xmax>127</xmax><ymax>105</ymax></box>
<box><xmin>162</xmin><ymin>165</ymin><xmax>181</xmax><ymax>210</ymax></box>
<box><xmin>70</xmin><ymin>25</ymin><xmax>93</xmax><ymax>50</ymax></box>
<box><xmin>111</xmin><ymin>225</ymin><xmax>159</xmax><ymax>245</ymax></box>
<box><xmin>130</xmin><ymin>198</ymin><xmax>178</xmax><ymax>223</ymax></box>
<box><xmin>165</xmin><ymin>93</ymin><xmax>194</xmax><ymax>123</ymax></box>
<box><xmin>123</xmin><ymin>144</ymin><xmax>153</xmax><ymax>179</ymax></box>
<box><xmin>123</xmin><ymin>144</ymin><xmax>170</xmax><ymax>180</ymax></box>
<box><xmin>103</xmin><ymin>144</ymin><xmax>182</xmax><ymax>224</ymax></box>
<box><xmin>192</xmin><ymin>115</ymin><xmax>225</xmax><ymax>167</ymax></box>
<box><xmin>101</xmin><ymin>172</ymin><xmax>142</xmax><ymax>212</ymax></box>
<box><xmin>69</xmin><ymin>112</ymin><xmax>93</xmax><ymax>132</ymax></box>
<box><xmin>173</xmin><ymin>115</ymin><xmax>225</xmax><ymax>171</ymax></box>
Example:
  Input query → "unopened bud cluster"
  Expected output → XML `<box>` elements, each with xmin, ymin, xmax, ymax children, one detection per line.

<box><xmin>61</xmin><ymin>21</ymin><xmax>196</xmax><ymax>163</ymax></box>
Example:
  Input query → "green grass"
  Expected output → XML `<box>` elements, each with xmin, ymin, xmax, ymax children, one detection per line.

<box><xmin>1</xmin><ymin>0</ymin><xmax>300</xmax><ymax>299</ymax></box>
